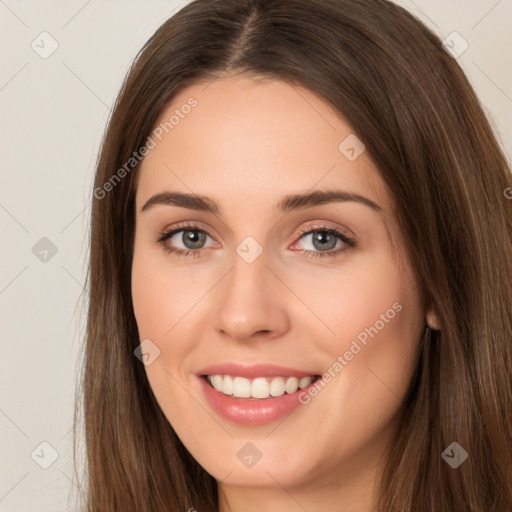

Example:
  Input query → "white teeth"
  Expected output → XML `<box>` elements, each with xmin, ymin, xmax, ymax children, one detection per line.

<box><xmin>299</xmin><ymin>376</ymin><xmax>313</xmax><ymax>389</ymax></box>
<box><xmin>285</xmin><ymin>377</ymin><xmax>299</xmax><ymax>394</ymax></box>
<box><xmin>211</xmin><ymin>374</ymin><xmax>223</xmax><ymax>392</ymax></box>
<box><xmin>269</xmin><ymin>377</ymin><xmax>286</xmax><ymax>397</ymax></box>
<box><xmin>206</xmin><ymin>374</ymin><xmax>315</xmax><ymax>399</ymax></box>
<box><xmin>233</xmin><ymin>376</ymin><xmax>251</xmax><ymax>398</ymax></box>
<box><xmin>251</xmin><ymin>377</ymin><xmax>269</xmax><ymax>399</ymax></box>
<box><xmin>223</xmin><ymin>375</ymin><xmax>233</xmax><ymax>395</ymax></box>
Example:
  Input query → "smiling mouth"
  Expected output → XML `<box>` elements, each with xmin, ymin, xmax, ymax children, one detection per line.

<box><xmin>203</xmin><ymin>374</ymin><xmax>321</xmax><ymax>399</ymax></box>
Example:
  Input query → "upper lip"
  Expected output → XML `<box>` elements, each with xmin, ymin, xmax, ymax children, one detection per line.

<box><xmin>196</xmin><ymin>362</ymin><xmax>319</xmax><ymax>379</ymax></box>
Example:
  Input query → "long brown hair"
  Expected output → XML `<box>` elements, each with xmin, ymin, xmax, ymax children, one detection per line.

<box><xmin>74</xmin><ymin>0</ymin><xmax>512</xmax><ymax>510</ymax></box>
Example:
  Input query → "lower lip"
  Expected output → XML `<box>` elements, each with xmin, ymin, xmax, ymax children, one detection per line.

<box><xmin>197</xmin><ymin>376</ymin><xmax>317</xmax><ymax>426</ymax></box>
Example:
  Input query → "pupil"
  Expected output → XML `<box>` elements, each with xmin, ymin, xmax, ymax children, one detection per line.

<box><xmin>313</xmin><ymin>231</ymin><xmax>336</xmax><ymax>251</ymax></box>
<box><xmin>184</xmin><ymin>230</ymin><xmax>205</xmax><ymax>249</ymax></box>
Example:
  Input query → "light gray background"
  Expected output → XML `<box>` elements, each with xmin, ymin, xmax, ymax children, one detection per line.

<box><xmin>1</xmin><ymin>1</ymin><xmax>511</xmax><ymax>510</ymax></box>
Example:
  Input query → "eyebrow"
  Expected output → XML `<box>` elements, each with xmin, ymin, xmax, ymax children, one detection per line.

<box><xmin>140</xmin><ymin>190</ymin><xmax>382</xmax><ymax>214</ymax></box>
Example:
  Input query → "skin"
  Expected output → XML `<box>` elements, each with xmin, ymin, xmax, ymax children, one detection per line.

<box><xmin>131</xmin><ymin>74</ymin><xmax>434</xmax><ymax>512</ymax></box>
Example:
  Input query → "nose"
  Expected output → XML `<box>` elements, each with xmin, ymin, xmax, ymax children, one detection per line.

<box><xmin>214</xmin><ymin>247</ymin><xmax>290</xmax><ymax>342</ymax></box>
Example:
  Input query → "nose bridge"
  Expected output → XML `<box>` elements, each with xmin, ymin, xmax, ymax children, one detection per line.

<box><xmin>214</xmin><ymin>239</ymin><xmax>289</xmax><ymax>340</ymax></box>
<box><xmin>224</xmin><ymin>241</ymin><xmax>271</xmax><ymax>310</ymax></box>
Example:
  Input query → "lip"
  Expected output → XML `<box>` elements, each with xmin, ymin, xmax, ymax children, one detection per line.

<box><xmin>195</xmin><ymin>363</ymin><xmax>320</xmax><ymax>426</ymax></box>
<box><xmin>196</xmin><ymin>362</ymin><xmax>317</xmax><ymax>379</ymax></box>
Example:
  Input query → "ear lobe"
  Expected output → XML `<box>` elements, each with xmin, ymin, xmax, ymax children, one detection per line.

<box><xmin>426</xmin><ymin>309</ymin><xmax>441</xmax><ymax>330</ymax></box>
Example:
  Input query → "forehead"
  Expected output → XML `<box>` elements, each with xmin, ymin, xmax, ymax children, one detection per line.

<box><xmin>136</xmin><ymin>75</ymin><xmax>387</xmax><ymax>212</ymax></box>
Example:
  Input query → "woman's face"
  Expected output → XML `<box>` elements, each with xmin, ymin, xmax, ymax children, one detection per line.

<box><xmin>131</xmin><ymin>75</ymin><xmax>427</xmax><ymax>498</ymax></box>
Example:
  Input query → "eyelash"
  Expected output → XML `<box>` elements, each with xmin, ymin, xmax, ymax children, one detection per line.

<box><xmin>156</xmin><ymin>221</ymin><xmax>356</xmax><ymax>260</ymax></box>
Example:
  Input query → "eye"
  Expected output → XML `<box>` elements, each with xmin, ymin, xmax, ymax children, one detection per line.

<box><xmin>290</xmin><ymin>225</ymin><xmax>356</xmax><ymax>259</ymax></box>
<box><xmin>156</xmin><ymin>222</ymin><xmax>356</xmax><ymax>259</ymax></box>
<box><xmin>156</xmin><ymin>222</ymin><xmax>217</xmax><ymax>258</ymax></box>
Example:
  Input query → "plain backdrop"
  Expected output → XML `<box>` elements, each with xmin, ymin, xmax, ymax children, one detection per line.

<box><xmin>1</xmin><ymin>1</ymin><xmax>511</xmax><ymax>510</ymax></box>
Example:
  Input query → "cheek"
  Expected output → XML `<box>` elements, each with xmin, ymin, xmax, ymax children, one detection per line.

<box><xmin>131</xmin><ymin>241</ymin><xmax>207</xmax><ymax>338</ymax></box>
<box><xmin>131</xmin><ymin>242</ymin><xmax>210</xmax><ymax>389</ymax></box>
<box><xmin>288</xmin><ymin>248</ymin><xmax>422</xmax><ymax>356</ymax></box>
<box><xmin>131</xmin><ymin>246</ymin><xmax>206</xmax><ymax>439</ymax></box>
<box><xmin>283</xmin><ymin>260</ymin><xmax>424</xmax><ymax>472</ymax></box>
<box><xmin>300</xmin><ymin>250</ymin><xmax>424</xmax><ymax>417</ymax></box>
<box><xmin>337</xmin><ymin>256</ymin><xmax>423</xmax><ymax>373</ymax></box>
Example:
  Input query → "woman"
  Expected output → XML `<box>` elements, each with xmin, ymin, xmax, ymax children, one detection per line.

<box><xmin>75</xmin><ymin>0</ymin><xmax>512</xmax><ymax>510</ymax></box>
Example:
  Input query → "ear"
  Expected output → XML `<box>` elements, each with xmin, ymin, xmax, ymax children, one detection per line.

<box><xmin>426</xmin><ymin>308</ymin><xmax>441</xmax><ymax>331</ymax></box>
